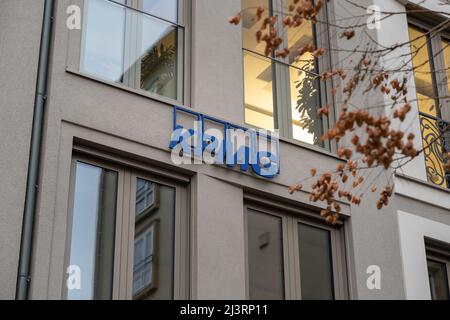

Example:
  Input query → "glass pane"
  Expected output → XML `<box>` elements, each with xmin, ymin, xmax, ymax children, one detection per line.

<box><xmin>81</xmin><ymin>0</ymin><xmax>126</xmax><ymax>83</ymax></box>
<box><xmin>285</xmin><ymin>1</ymin><xmax>315</xmax><ymax>65</ymax></box>
<box><xmin>135</xmin><ymin>178</ymin><xmax>156</xmax><ymax>216</ymax></box>
<box><xmin>132</xmin><ymin>179</ymin><xmax>175</xmax><ymax>300</ymax></box>
<box><xmin>409</xmin><ymin>26</ymin><xmax>437</xmax><ymax>116</ymax></box>
<box><xmin>242</xmin><ymin>0</ymin><xmax>271</xmax><ymax>54</ymax></box>
<box><xmin>67</xmin><ymin>162</ymin><xmax>118</xmax><ymax>300</ymax></box>
<box><xmin>244</xmin><ymin>52</ymin><xmax>275</xmax><ymax>130</ymax></box>
<box><xmin>427</xmin><ymin>259</ymin><xmax>450</xmax><ymax>300</ymax></box>
<box><xmin>443</xmin><ymin>39</ymin><xmax>450</xmax><ymax>97</ymax></box>
<box><xmin>298</xmin><ymin>224</ymin><xmax>334</xmax><ymax>300</ymax></box>
<box><xmin>247</xmin><ymin>210</ymin><xmax>284</xmax><ymax>300</ymax></box>
<box><xmin>143</xmin><ymin>0</ymin><xmax>178</xmax><ymax>23</ymax></box>
<box><xmin>290</xmin><ymin>61</ymin><xmax>322</xmax><ymax>145</ymax></box>
<box><xmin>138</xmin><ymin>15</ymin><xmax>179</xmax><ymax>100</ymax></box>
<box><xmin>286</xmin><ymin>13</ymin><xmax>322</xmax><ymax>145</ymax></box>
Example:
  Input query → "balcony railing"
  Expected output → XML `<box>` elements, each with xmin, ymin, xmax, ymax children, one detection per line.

<box><xmin>419</xmin><ymin>112</ymin><xmax>450</xmax><ymax>189</ymax></box>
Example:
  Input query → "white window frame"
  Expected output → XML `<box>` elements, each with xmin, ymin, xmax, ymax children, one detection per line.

<box><xmin>66</xmin><ymin>0</ymin><xmax>190</xmax><ymax>106</ymax></box>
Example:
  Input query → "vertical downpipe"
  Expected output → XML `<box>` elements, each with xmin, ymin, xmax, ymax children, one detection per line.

<box><xmin>16</xmin><ymin>0</ymin><xmax>55</xmax><ymax>300</ymax></box>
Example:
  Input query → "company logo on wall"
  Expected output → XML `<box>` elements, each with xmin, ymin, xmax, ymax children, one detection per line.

<box><xmin>169</xmin><ymin>106</ymin><xmax>280</xmax><ymax>178</ymax></box>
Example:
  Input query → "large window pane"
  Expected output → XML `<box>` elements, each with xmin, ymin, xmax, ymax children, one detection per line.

<box><xmin>138</xmin><ymin>15</ymin><xmax>179</xmax><ymax>100</ymax></box>
<box><xmin>244</xmin><ymin>52</ymin><xmax>276</xmax><ymax>130</ymax></box>
<box><xmin>298</xmin><ymin>224</ymin><xmax>334</xmax><ymax>300</ymax></box>
<box><xmin>427</xmin><ymin>259</ymin><xmax>450</xmax><ymax>300</ymax></box>
<box><xmin>247</xmin><ymin>211</ymin><xmax>284</xmax><ymax>300</ymax></box>
<box><xmin>133</xmin><ymin>178</ymin><xmax>175</xmax><ymax>300</ymax></box>
<box><xmin>143</xmin><ymin>0</ymin><xmax>178</xmax><ymax>23</ymax></box>
<box><xmin>67</xmin><ymin>162</ymin><xmax>118</xmax><ymax>300</ymax></box>
<box><xmin>81</xmin><ymin>0</ymin><xmax>126</xmax><ymax>83</ymax></box>
<box><xmin>409</xmin><ymin>26</ymin><xmax>437</xmax><ymax>116</ymax></box>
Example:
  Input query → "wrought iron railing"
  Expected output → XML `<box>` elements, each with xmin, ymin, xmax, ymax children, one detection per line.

<box><xmin>419</xmin><ymin>112</ymin><xmax>450</xmax><ymax>189</ymax></box>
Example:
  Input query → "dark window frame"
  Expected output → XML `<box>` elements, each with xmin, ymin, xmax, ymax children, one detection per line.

<box><xmin>425</xmin><ymin>238</ymin><xmax>450</xmax><ymax>300</ymax></box>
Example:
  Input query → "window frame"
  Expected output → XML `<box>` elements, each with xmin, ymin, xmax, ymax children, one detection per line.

<box><xmin>425</xmin><ymin>238</ymin><xmax>450</xmax><ymax>300</ymax></box>
<box><xmin>242</xmin><ymin>0</ymin><xmax>335</xmax><ymax>151</ymax></box>
<box><xmin>63</xmin><ymin>153</ymin><xmax>190</xmax><ymax>300</ymax></box>
<box><xmin>244</xmin><ymin>200</ymin><xmax>348</xmax><ymax>300</ymax></box>
<box><xmin>66</xmin><ymin>0</ymin><xmax>190</xmax><ymax>106</ymax></box>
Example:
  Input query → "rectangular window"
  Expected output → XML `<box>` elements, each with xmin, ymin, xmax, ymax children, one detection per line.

<box><xmin>246</xmin><ymin>204</ymin><xmax>347</xmax><ymax>300</ymax></box>
<box><xmin>79</xmin><ymin>0</ymin><xmax>184</xmax><ymax>103</ymax></box>
<box><xmin>242</xmin><ymin>0</ymin><xmax>330</xmax><ymax>148</ymax></box>
<box><xmin>65</xmin><ymin>156</ymin><xmax>189</xmax><ymax>300</ymax></box>
<box><xmin>408</xmin><ymin>22</ymin><xmax>450</xmax><ymax>189</ymax></box>
<box><xmin>426</xmin><ymin>241</ymin><xmax>450</xmax><ymax>300</ymax></box>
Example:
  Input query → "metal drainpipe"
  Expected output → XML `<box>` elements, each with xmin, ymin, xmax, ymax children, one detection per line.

<box><xmin>16</xmin><ymin>0</ymin><xmax>55</xmax><ymax>300</ymax></box>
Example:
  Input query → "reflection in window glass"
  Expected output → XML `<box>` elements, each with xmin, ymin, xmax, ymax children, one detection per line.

<box><xmin>409</xmin><ymin>26</ymin><xmax>437</xmax><ymax>116</ymax></box>
<box><xmin>143</xmin><ymin>0</ymin><xmax>178</xmax><ymax>23</ymax></box>
<box><xmin>132</xmin><ymin>179</ymin><xmax>175</xmax><ymax>300</ymax></box>
<box><xmin>139</xmin><ymin>16</ymin><xmax>179</xmax><ymax>100</ymax></box>
<box><xmin>67</xmin><ymin>162</ymin><xmax>118</xmax><ymax>300</ymax></box>
<box><xmin>247</xmin><ymin>211</ymin><xmax>284</xmax><ymax>300</ymax></box>
<box><xmin>135</xmin><ymin>179</ymin><xmax>155</xmax><ymax>216</ymax></box>
<box><xmin>427</xmin><ymin>259</ymin><xmax>450</xmax><ymax>300</ymax></box>
<box><xmin>298</xmin><ymin>224</ymin><xmax>334</xmax><ymax>300</ymax></box>
<box><xmin>133</xmin><ymin>224</ymin><xmax>156</xmax><ymax>296</ymax></box>
<box><xmin>242</xmin><ymin>0</ymin><xmax>270</xmax><ymax>54</ymax></box>
<box><xmin>244</xmin><ymin>52</ymin><xmax>275</xmax><ymax>130</ymax></box>
<box><xmin>81</xmin><ymin>0</ymin><xmax>126</xmax><ymax>83</ymax></box>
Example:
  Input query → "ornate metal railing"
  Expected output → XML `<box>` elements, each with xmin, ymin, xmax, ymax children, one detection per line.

<box><xmin>419</xmin><ymin>112</ymin><xmax>450</xmax><ymax>189</ymax></box>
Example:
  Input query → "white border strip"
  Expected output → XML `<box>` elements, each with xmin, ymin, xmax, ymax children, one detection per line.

<box><xmin>395</xmin><ymin>175</ymin><xmax>450</xmax><ymax>210</ymax></box>
<box><xmin>397</xmin><ymin>211</ymin><xmax>450</xmax><ymax>299</ymax></box>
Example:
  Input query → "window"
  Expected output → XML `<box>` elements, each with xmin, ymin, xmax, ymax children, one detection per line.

<box><xmin>65</xmin><ymin>156</ymin><xmax>189</xmax><ymax>300</ymax></box>
<box><xmin>246</xmin><ymin>204</ymin><xmax>348</xmax><ymax>300</ymax></box>
<box><xmin>408</xmin><ymin>21</ymin><xmax>450</xmax><ymax>188</ymax></box>
<box><xmin>79</xmin><ymin>0</ymin><xmax>184</xmax><ymax>103</ymax></box>
<box><xmin>242</xmin><ymin>0</ymin><xmax>330</xmax><ymax>148</ymax></box>
<box><xmin>426</xmin><ymin>240</ymin><xmax>450</xmax><ymax>300</ymax></box>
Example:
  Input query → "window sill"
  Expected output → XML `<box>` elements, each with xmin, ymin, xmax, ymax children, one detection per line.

<box><xmin>394</xmin><ymin>173</ymin><xmax>450</xmax><ymax>210</ymax></box>
<box><xmin>65</xmin><ymin>68</ymin><xmax>187</xmax><ymax>109</ymax></box>
<box><xmin>279</xmin><ymin>136</ymin><xmax>343</xmax><ymax>162</ymax></box>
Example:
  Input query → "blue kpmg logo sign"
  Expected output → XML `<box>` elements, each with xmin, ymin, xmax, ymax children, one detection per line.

<box><xmin>169</xmin><ymin>106</ymin><xmax>280</xmax><ymax>178</ymax></box>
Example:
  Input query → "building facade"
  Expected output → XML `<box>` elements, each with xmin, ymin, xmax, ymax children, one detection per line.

<box><xmin>0</xmin><ymin>0</ymin><xmax>449</xmax><ymax>300</ymax></box>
